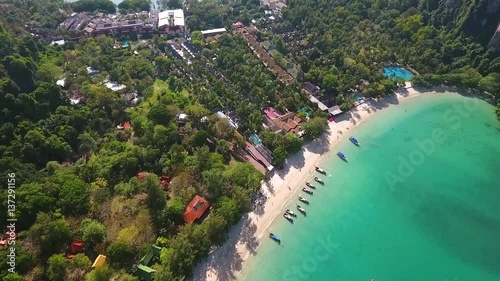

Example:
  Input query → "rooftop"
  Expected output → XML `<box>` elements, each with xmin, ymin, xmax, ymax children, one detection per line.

<box><xmin>183</xmin><ymin>195</ymin><xmax>210</xmax><ymax>224</ymax></box>
<box><xmin>105</xmin><ymin>82</ymin><xmax>126</xmax><ymax>91</ymax></box>
<box><xmin>216</xmin><ymin>111</ymin><xmax>238</xmax><ymax>128</ymax></box>
<box><xmin>92</xmin><ymin>255</ymin><xmax>106</xmax><ymax>268</ymax></box>
<box><xmin>201</xmin><ymin>28</ymin><xmax>227</xmax><ymax>35</ymax></box>
<box><xmin>303</xmin><ymin>82</ymin><xmax>319</xmax><ymax>95</ymax></box>
<box><xmin>272</xmin><ymin>112</ymin><xmax>302</xmax><ymax>134</ymax></box>
<box><xmin>158</xmin><ymin>9</ymin><xmax>185</xmax><ymax>28</ymax></box>
<box><xmin>309</xmin><ymin>95</ymin><xmax>328</xmax><ymax>111</ymax></box>
<box><xmin>328</xmin><ymin>105</ymin><xmax>343</xmax><ymax>115</ymax></box>
<box><xmin>264</xmin><ymin>107</ymin><xmax>282</xmax><ymax>120</ymax></box>
<box><xmin>245</xmin><ymin>142</ymin><xmax>274</xmax><ymax>171</ymax></box>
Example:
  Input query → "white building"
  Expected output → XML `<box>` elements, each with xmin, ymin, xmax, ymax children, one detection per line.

<box><xmin>158</xmin><ymin>9</ymin><xmax>185</xmax><ymax>36</ymax></box>
<box><xmin>200</xmin><ymin>28</ymin><xmax>227</xmax><ymax>37</ymax></box>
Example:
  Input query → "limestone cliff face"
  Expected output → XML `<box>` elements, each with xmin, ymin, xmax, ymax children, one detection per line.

<box><xmin>423</xmin><ymin>0</ymin><xmax>500</xmax><ymax>45</ymax></box>
<box><xmin>488</xmin><ymin>23</ymin><xmax>500</xmax><ymax>51</ymax></box>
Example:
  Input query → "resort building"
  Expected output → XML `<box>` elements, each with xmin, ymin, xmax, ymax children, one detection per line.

<box><xmin>59</xmin><ymin>12</ymin><xmax>90</xmax><ymax>32</ymax></box>
<box><xmin>303</xmin><ymin>82</ymin><xmax>319</xmax><ymax>96</ymax></box>
<box><xmin>91</xmin><ymin>254</ymin><xmax>107</xmax><ymax>269</ymax></box>
<box><xmin>201</xmin><ymin>28</ymin><xmax>227</xmax><ymax>37</ymax></box>
<box><xmin>70</xmin><ymin>10</ymin><xmax>172</xmax><ymax>37</ymax></box>
<box><xmin>261</xmin><ymin>0</ymin><xmax>287</xmax><ymax>11</ymax></box>
<box><xmin>181</xmin><ymin>41</ymin><xmax>199</xmax><ymax>56</ymax></box>
<box><xmin>230</xmin><ymin>132</ymin><xmax>272</xmax><ymax>175</ymax></box>
<box><xmin>86</xmin><ymin>66</ymin><xmax>100</xmax><ymax>77</ymax></box>
<box><xmin>216</xmin><ymin>111</ymin><xmax>239</xmax><ymax>128</ymax></box>
<box><xmin>264</xmin><ymin>107</ymin><xmax>303</xmax><ymax>135</ymax></box>
<box><xmin>232</xmin><ymin>22</ymin><xmax>244</xmax><ymax>29</ymax></box>
<box><xmin>135</xmin><ymin>245</ymin><xmax>162</xmax><ymax>281</ymax></box>
<box><xmin>241</xmin><ymin>30</ymin><xmax>294</xmax><ymax>85</ymax></box>
<box><xmin>158</xmin><ymin>9</ymin><xmax>185</xmax><ymax>37</ymax></box>
<box><xmin>308</xmin><ymin>95</ymin><xmax>328</xmax><ymax>111</ymax></box>
<box><xmin>105</xmin><ymin>81</ymin><xmax>126</xmax><ymax>91</ymax></box>
<box><xmin>121</xmin><ymin>92</ymin><xmax>141</xmax><ymax>105</ymax></box>
<box><xmin>302</xmin><ymin>82</ymin><xmax>342</xmax><ymax>114</ymax></box>
<box><xmin>328</xmin><ymin>105</ymin><xmax>343</xmax><ymax>116</ymax></box>
<box><xmin>183</xmin><ymin>195</ymin><xmax>210</xmax><ymax>224</ymax></box>
<box><xmin>66</xmin><ymin>240</ymin><xmax>85</xmax><ymax>259</ymax></box>
<box><xmin>273</xmin><ymin>112</ymin><xmax>302</xmax><ymax>134</ymax></box>
<box><xmin>245</xmin><ymin>142</ymin><xmax>274</xmax><ymax>172</ymax></box>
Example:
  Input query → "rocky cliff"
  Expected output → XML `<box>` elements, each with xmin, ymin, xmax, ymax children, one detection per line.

<box><xmin>488</xmin><ymin>23</ymin><xmax>500</xmax><ymax>51</ymax></box>
<box><xmin>422</xmin><ymin>0</ymin><xmax>500</xmax><ymax>46</ymax></box>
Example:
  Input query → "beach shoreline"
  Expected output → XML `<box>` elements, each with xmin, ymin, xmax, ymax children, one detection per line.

<box><xmin>190</xmin><ymin>83</ymin><xmax>445</xmax><ymax>281</ymax></box>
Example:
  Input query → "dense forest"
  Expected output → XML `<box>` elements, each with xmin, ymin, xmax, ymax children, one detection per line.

<box><xmin>0</xmin><ymin>14</ymin><xmax>267</xmax><ymax>281</ymax></box>
<box><xmin>278</xmin><ymin>0</ymin><xmax>499</xmax><ymax>100</ymax></box>
<box><xmin>72</xmin><ymin>0</ymin><xmax>117</xmax><ymax>14</ymax></box>
<box><xmin>185</xmin><ymin>0</ymin><xmax>499</xmax><ymax>111</ymax></box>
<box><xmin>0</xmin><ymin>0</ymin><xmax>70</xmax><ymax>36</ymax></box>
<box><xmin>0</xmin><ymin>0</ymin><xmax>499</xmax><ymax>280</ymax></box>
<box><xmin>118</xmin><ymin>0</ymin><xmax>152</xmax><ymax>14</ymax></box>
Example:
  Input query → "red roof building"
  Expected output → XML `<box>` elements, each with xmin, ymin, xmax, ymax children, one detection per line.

<box><xmin>232</xmin><ymin>22</ymin><xmax>244</xmax><ymax>29</ymax></box>
<box><xmin>67</xmin><ymin>239</ymin><xmax>86</xmax><ymax>259</ymax></box>
<box><xmin>183</xmin><ymin>195</ymin><xmax>210</xmax><ymax>224</ymax></box>
<box><xmin>160</xmin><ymin>175</ymin><xmax>172</xmax><ymax>190</ymax></box>
<box><xmin>117</xmin><ymin>121</ymin><xmax>131</xmax><ymax>130</ymax></box>
<box><xmin>137</xmin><ymin>172</ymin><xmax>150</xmax><ymax>182</ymax></box>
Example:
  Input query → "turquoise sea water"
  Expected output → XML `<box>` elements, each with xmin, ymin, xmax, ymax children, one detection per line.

<box><xmin>384</xmin><ymin>67</ymin><xmax>415</xmax><ymax>81</ymax></box>
<box><xmin>239</xmin><ymin>93</ymin><xmax>500</xmax><ymax>281</ymax></box>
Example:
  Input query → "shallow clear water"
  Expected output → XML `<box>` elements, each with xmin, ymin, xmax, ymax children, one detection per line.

<box><xmin>240</xmin><ymin>93</ymin><xmax>500</xmax><ymax>281</ymax></box>
<box><xmin>384</xmin><ymin>67</ymin><xmax>415</xmax><ymax>81</ymax></box>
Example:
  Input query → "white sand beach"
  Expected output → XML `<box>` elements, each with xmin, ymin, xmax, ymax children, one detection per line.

<box><xmin>190</xmin><ymin>83</ymin><xmax>430</xmax><ymax>281</ymax></box>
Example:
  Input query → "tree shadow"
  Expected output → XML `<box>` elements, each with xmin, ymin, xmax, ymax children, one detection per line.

<box><xmin>239</xmin><ymin>219</ymin><xmax>259</xmax><ymax>255</ymax></box>
<box><xmin>275</xmin><ymin>147</ymin><xmax>307</xmax><ymax>179</ymax></box>
<box><xmin>263</xmin><ymin>179</ymin><xmax>275</xmax><ymax>195</ymax></box>
<box><xmin>305</xmin><ymin>128</ymin><xmax>331</xmax><ymax>155</ymax></box>
<box><xmin>252</xmin><ymin>191</ymin><xmax>268</xmax><ymax>216</ymax></box>
<box><xmin>190</xmin><ymin>214</ymin><xmax>258</xmax><ymax>281</ymax></box>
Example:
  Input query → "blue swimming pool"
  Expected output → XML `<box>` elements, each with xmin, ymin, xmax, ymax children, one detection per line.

<box><xmin>384</xmin><ymin>67</ymin><xmax>415</xmax><ymax>81</ymax></box>
<box><xmin>249</xmin><ymin>134</ymin><xmax>261</xmax><ymax>145</ymax></box>
<box><xmin>298</xmin><ymin>106</ymin><xmax>311</xmax><ymax>117</ymax></box>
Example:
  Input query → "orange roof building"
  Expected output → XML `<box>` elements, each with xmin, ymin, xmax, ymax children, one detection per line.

<box><xmin>270</xmin><ymin>112</ymin><xmax>302</xmax><ymax>134</ymax></box>
<box><xmin>183</xmin><ymin>195</ymin><xmax>210</xmax><ymax>224</ymax></box>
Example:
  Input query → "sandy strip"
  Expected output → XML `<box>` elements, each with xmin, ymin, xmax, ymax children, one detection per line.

<box><xmin>191</xmin><ymin>83</ymin><xmax>428</xmax><ymax>281</ymax></box>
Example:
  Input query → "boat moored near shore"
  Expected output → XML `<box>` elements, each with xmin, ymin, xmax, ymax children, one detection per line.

<box><xmin>314</xmin><ymin>177</ymin><xmax>324</xmax><ymax>184</ymax></box>
<box><xmin>269</xmin><ymin>233</ymin><xmax>281</xmax><ymax>243</ymax></box>
<box><xmin>315</xmin><ymin>166</ymin><xmax>326</xmax><ymax>174</ymax></box>
<box><xmin>305</xmin><ymin>182</ymin><xmax>316</xmax><ymax>189</ymax></box>
<box><xmin>349</xmin><ymin>136</ymin><xmax>360</xmax><ymax>146</ymax></box>
<box><xmin>297</xmin><ymin>205</ymin><xmax>306</xmax><ymax>215</ymax></box>
<box><xmin>283</xmin><ymin>213</ymin><xmax>294</xmax><ymax>222</ymax></box>
<box><xmin>298</xmin><ymin>195</ymin><xmax>309</xmax><ymax>204</ymax></box>
<box><xmin>285</xmin><ymin>209</ymin><xmax>297</xmax><ymax>217</ymax></box>
<box><xmin>337</xmin><ymin>152</ymin><xmax>348</xmax><ymax>162</ymax></box>
<box><xmin>302</xmin><ymin>187</ymin><xmax>313</xmax><ymax>194</ymax></box>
